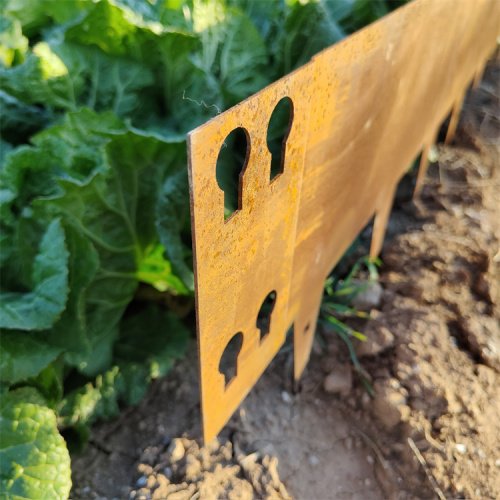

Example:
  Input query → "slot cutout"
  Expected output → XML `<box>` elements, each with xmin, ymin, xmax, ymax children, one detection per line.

<box><xmin>267</xmin><ymin>97</ymin><xmax>294</xmax><ymax>181</ymax></box>
<box><xmin>215</xmin><ymin>127</ymin><xmax>250</xmax><ymax>220</ymax></box>
<box><xmin>219</xmin><ymin>332</ymin><xmax>243</xmax><ymax>388</ymax></box>
<box><xmin>257</xmin><ymin>291</ymin><xmax>277</xmax><ymax>342</ymax></box>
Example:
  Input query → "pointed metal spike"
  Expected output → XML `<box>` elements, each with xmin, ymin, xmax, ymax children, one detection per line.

<box><xmin>414</xmin><ymin>130</ymin><xmax>439</xmax><ymax>200</ymax></box>
<box><xmin>445</xmin><ymin>91</ymin><xmax>466</xmax><ymax>145</ymax></box>
<box><xmin>370</xmin><ymin>185</ymin><xmax>397</xmax><ymax>259</ymax></box>
<box><xmin>472</xmin><ymin>64</ymin><xmax>486</xmax><ymax>92</ymax></box>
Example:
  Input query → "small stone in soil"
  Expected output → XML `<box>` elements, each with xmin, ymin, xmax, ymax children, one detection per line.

<box><xmin>308</xmin><ymin>455</ymin><xmax>319</xmax><ymax>466</ymax></box>
<box><xmin>239</xmin><ymin>452</ymin><xmax>259</xmax><ymax>469</ymax></box>
<box><xmin>361</xmin><ymin>392</ymin><xmax>371</xmax><ymax>407</ymax></box>
<box><xmin>371</xmin><ymin>378</ymin><xmax>407</xmax><ymax>429</ymax></box>
<box><xmin>343</xmin><ymin>437</ymin><xmax>354</xmax><ymax>451</ymax></box>
<box><xmin>351</xmin><ymin>281</ymin><xmax>383</xmax><ymax>311</ymax></box>
<box><xmin>167</xmin><ymin>438</ymin><xmax>185</xmax><ymax>463</ymax></box>
<box><xmin>136</xmin><ymin>476</ymin><xmax>147</xmax><ymax>487</ymax></box>
<box><xmin>323</xmin><ymin>364</ymin><xmax>352</xmax><ymax>394</ymax></box>
<box><xmin>281</xmin><ymin>391</ymin><xmax>292</xmax><ymax>404</ymax></box>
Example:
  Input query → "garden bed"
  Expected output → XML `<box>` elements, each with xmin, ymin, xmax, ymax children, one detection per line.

<box><xmin>71</xmin><ymin>61</ymin><xmax>499</xmax><ymax>500</ymax></box>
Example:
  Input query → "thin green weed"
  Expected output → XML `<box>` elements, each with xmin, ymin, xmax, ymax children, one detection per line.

<box><xmin>319</xmin><ymin>256</ymin><xmax>382</xmax><ymax>397</ymax></box>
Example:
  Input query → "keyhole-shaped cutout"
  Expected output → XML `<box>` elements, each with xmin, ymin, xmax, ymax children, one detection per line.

<box><xmin>216</xmin><ymin>127</ymin><xmax>250</xmax><ymax>220</ymax></box>
<box><xmin>257</xmin><ymin>291</ymin><xmax>277</xmax><ymax>342</ymax></box>
<box><xmin>267</xmin><ymin>97</ymin><xmax>294</xmax><ymax>181</ymax></box>
<box><xmin>219</xmin><ymin>332</ymin><xmax>243</xmax><ymax>388</ymax></box>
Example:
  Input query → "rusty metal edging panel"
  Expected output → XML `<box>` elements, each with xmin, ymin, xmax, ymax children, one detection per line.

<box><xmin>187</xmin><ymin>0</ymin><xmax>500</xmax><ymax>442</ymax></box>
<box><xmin>188</xmin><ymin>64</ymin><xmax>315</xmax><ymax>441</ymax></box>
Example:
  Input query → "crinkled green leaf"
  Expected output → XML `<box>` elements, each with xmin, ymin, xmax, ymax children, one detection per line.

<box><xmin>168</xmin><ymin>59</ymin><xmax>223</xmax><ymax>134</ymax></box>
<box><xmin>0</xmin><ymin>331</ymin><xmax>63</xmax><ymax>384</ymax></box>
<box><xmin>41</xmin><ymin>0</ymin><xmax>90</xmax><ymax>25</ymax></box>
<box><xmin>0</xmin><ymin>91</ymin><xmax>51</xmax><ymax>144</ymax></box>
<box><xmin>31</xmin><ymin>108</ymin><xmax>125</xmax><ymax>183</ymax></box>
<box><xmin>0</xmin><ymin>219</ymin><xmax>69</xmax><ymax>331</ymax></box>
<box><xmin>0</xmin><ymin>3</ymin><xmax>169</xmax><ymax>119</ymax></box>
<box><xmin>64</xmin><ymin>0</ymin><xmax>149</xmax><ymax>58</ymax></box>
<box><xmin>229</xmin><ymin>0</ymin><xmax>286</xmax><ymax>43</ymax></box>
<box><xmin>84</xmin><ymin>49</ymin><xmax>155</xmax><ymax>117</ymax></box>
<box><xmin>2</xmin><ymin>107</ymin><xmax>189</xmax><ymax>375</ymax></box>
<box><xmin>167</xmin><ymin>3</ymin><xmax>270</xmax><ymax>132</ymax></box>
<box><xmin>0</xmin><ymin>388</ymin><xmax>71</xmax><ymax>500</ymax></box>
<box><xmin>351</xmin><ymin>0</ymin><xmax>390</xmax><ymax>28</ymax></box>
<box><xmin>156</xmin><ymin>168</ymin><xmax>194</xmax><ymax>291</ymax></box>
<box><xmin>0</xmin><ymin>16</ymin><xmax>28</xmax><ymax>67</ymax></box>
<box><xmin>114</xmin><ymin>0</ymin><xmax>161</xmax><ymax>21</ymax></box>
<box><xmin>0</xmin><ymin>36</ymin><xmax>156</xmax><ymax>118</ymax></box>
<box><xmin>77</xmin><ymin>323</ymin><xmax>119</xmax><ymax>378</ymax></box>
<box><xmin>279</xmin><ymin>1</ymin><xmax>346</xmax><ymax>74</ymax></box>
<box><xmin>44</xmin><ymin>223</ymin><xmax>99</xmax><ymax>369</ymax></box>
<box><xmin>137</xmin><ymin>243</ymin><xmax>190</xmax><ymax>294</ymax></box>
<box><xmin>38</xmin><ymin>171</ymin><xmax>136</xmax><ymax>375</ymax></box>
<box><xmin>26</xmin><ymin>359</ymin><xmax>64</xmax><ymax>409</ymax></box>
<box><xmin>51</xmin><ymin>37</ymin><xmax>155</xmax><ymax>118</ymax></box>
<box><xmin>28</xmin><ymin>116</ymin><xmax>188</xmax><ymax>373</ymax></box>
<box><xmin>58</xmin><ymin>304</ymin><xmax>189</xmax><ymax>427</ymax></box>
<box><xmin>43</xmin><ymin>133</ymin><xmax>176</xmax><ymax>267</ymax></box>
<box><xmin>117</xmin><ymin>363</ymin><xmax>150</xmax><ymax>407</ymax></box>
<box><xmin>1</xmin><ymin>0</ymin><xmax>50</xmax><ymax>38</ymax></box>
<box><xmin>0</xmin><ymin>146</ymin><xmax>58</xmax><ymax>233</ymax></box>
<box><xmin>1</xmin><ymin>144</ymin><xmax>49</xmax><ymax>199</ymax></box>
<box><xmin>0</xmin><ymin>41</ymin><xmax>78</xmax><ymax>110</ymax></box>
<box><xmin>115</xmin><ymin>304</ymin><xmax>190</xmax><ymax>379</ymax></box>
<box><xmin>57</xmin><ymin>366</ymin><xmax>125</xmax><ymax>428</ymax></box>
<box><xmin>64</xmin><ymin>0</ymin><xmax>194</xmax><ymax>59</ymax></box>
<box><xmin>217</xmin><ymin>8</ymin><xmax>269</xmax><ymax>101</ymax></box>
<box><xmin>0</xmin><ymin>138</ymin><xmax>13</xmax><ymax>165</ymax></box>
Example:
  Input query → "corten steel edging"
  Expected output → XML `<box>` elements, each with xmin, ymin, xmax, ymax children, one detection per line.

<box><xmin>187</xmin><ymin>0</ymin><xmax>500</xmax><ymax>443</ymax></box>
<box><xmin>188</xmin><ymin>65</ymin><xmax>315</xmax><ymax>442</ymax></box>
<box><xmin>289</xmin><ymin>0</ymin><xmax>500</xmax><ymax>380</ymax></box>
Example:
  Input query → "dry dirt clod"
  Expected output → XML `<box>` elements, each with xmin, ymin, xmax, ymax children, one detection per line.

<box><xmin>167</xmin><ymin>438</ymin><xmax>185</xmax><ymax>463</ymax></box>
<box><xmin>238</xmin><ymin>452</ymin><xmax>259</xmax><ymax>469</ymax></box>
<box><xmin>371</xmin><ymin>378</ymin><xmax>408</xmax><ymax>429</ymax></box>
<box><xmin>355</xmin><ymin>325</ymin><xmax>395</xmax><ymax>357</ymax></box>
<box><xmin>129</xmin><ymin>436</ymin><xmax>291</xmax><ymax>500</ymax></box>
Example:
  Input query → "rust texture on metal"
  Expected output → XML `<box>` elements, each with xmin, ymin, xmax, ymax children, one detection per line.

<box><xmin>187</xmin><ymin>0</ymin><xmax>500</xmax><ymax>443</ymax></box>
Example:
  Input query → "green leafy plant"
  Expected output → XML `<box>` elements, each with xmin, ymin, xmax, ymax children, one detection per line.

<box><xmin>0</xmin><ymin>0</ymin><xmax>407</xmax><ymax>497</ymax></box>
<box><xmin>0</xmin><ymin>388</ymin><xmax>72</xmax><ymax>500</ymax></box>
<box><xmin>319</xmin><ymin>256</ymin><xmax>382</xmax><ymax>396</ymax></box>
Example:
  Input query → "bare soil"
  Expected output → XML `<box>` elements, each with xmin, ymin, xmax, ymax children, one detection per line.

<box><xmin>70</xmin><ymin>61</ymin><xmax>499</xmax><ymax>500</ymax></box>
